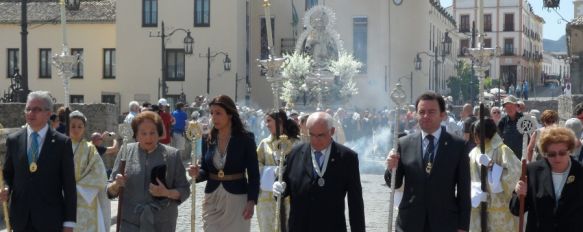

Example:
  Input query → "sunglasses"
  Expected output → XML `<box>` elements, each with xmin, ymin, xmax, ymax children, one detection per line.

<box><xmin>545</xmin><ymin>150</ymin><xmax>570</xmax><ymax>158</ymax></box>
<box><xmin>492</xmin><ymin>111</ymin><xmax>500</xmax><ymax>114</ymax></box>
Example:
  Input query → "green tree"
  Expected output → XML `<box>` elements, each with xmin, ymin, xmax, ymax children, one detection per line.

<box><xmin>447</xmin><ymin>60</ymin><xmax>478</xmax><ymax>104</ymax></box>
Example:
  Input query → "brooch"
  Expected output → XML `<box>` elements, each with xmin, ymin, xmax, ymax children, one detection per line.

<box><xmin>567</xmin><ymin>175</ymin><xmax>575</xmax><ymax>184</ymax></box>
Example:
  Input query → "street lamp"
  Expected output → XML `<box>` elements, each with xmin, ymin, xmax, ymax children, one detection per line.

<box><xmin>149</xmin><ymin>21</ymin><xmax>194</xmax><ymax>99</ymax></box>
<box><xmin>65</xmin><ymin>0</ymin><xmax>80</xmax><ymax>10</ymax></box>
<box><xmin>414</xmin><ymin>32</ymin><xmax>452</xmax><ymax>92</ymax></box>
<box><xmin>199</xmin><ymin>47</ymin><xmax>231</xmax><ymax>95</ymax></box>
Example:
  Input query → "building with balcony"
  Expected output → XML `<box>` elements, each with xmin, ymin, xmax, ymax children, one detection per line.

<box><xmin>452</xmin><ymin>0</ymin><xmax>544</xmax><ymax>93</ymax></box>
<box><xmin>1</xmin><ymin>0</ymin><xmax>460</xmax><ymax>111</ymax></box>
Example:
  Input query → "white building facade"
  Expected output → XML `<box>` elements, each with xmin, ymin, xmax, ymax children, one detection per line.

<box><xmin>1</xmin><ymin>0</ymin><xmax>460</xmax><ymax>112</ymax></box>
<box><xmin>452</xmin><ymin>0</ymin><xmax>544</xmax><ymax>93</ymax></box>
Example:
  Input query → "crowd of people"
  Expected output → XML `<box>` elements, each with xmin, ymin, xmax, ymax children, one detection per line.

<box><xmin>1</xmin><ymin>89</ymin><xmax>583</xmax><ymax>232</ymax></box>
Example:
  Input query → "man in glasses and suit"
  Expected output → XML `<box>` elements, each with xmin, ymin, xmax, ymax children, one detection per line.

<box><xmin>386</xmin><ymin>92</ymin><xmax>471</xmax><ymax>232</ymax></box>
<box><xmin>0</xmin><ymin>91</ymin><xmax>76</xmax><ymax>232</ymax></box>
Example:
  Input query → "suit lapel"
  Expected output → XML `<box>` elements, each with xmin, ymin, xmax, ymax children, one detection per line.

<box><xmin>432</xmin><ymin>130</ymin><xmax>449</xmax><ymax>173</ymax></box>
<box><xmin>411</xmin><ymin>133</ymin><xmax>423</xmax><ymax>172</ymax></box>
<box><xmin>17</xmin><ymin>129</ymin><xmax>29</xmax><ymax>171</ymax></box>
<box><xmin>539</xmin><ymin>161</ymin><xmax>556</xmax><ymax>202</ymax></box>
<box><xmin>556</xmin><ymin>159</ymin><xmax>579</xmax><ymax>212</ymax></box>
<box><xmin>38</xmin><ymin>128</ymin><xmax>57</xmax><ymax>166</ymax></box>
<box><xmin>302</xmin><ymin>144</ymin><xmax>314</xmax><ymax>178</ymax></box>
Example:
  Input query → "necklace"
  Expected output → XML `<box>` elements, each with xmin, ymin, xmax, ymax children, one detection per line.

<box><xmin>217</xmin><ymin>135</ymin><xmax>231</xmax><ymax>171</ymax></box>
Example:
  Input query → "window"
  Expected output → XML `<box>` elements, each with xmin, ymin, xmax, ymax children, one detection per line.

<box><xmin>142</xmin><ymin>0</ymin><xmax>157</xmax><ymax>27</ymax></box>
<box><xmin>504</xmin><ymin>14</ymin><xmax>514</xmax><ymax>31</ymax></box>
<box><xmin>353</xmin><ymin>17</ymin><xmax>368</xmax><ymax>73</ymax></box>
<box><xmin>70</xmin><ymin>95</ymin><xmax>84</xmax><ymax>103</ymax></box>
<box><xmin>39</xmin><ymin>49</ymin><xmax>52</xmax><ymax>78</ymax></box>
<box><xmin>7</xmin><ymin>48</ymin><xmax>19</xmax><ymax>78</ymax></box>
<box><xmin>460</xmin><ymin>39</ymin><xmax>469</xmax><ymax>56</ymax></box>
<box><xmin>260</xmin><ymin>17</ymin><xmax>275</xmax><ymax>60</ymax></box>
<box><xmin>103</xmin><ymin>49</ymin><xmax>116</xmax><ymax>79</ymax></box>
<box><xmin>305</xmin><ymin>0</ymin><xmax>318</xmax><ymax>10</ymax></box>
<box><xmin>484</xmin><ymin>14</ymin><xmax>492</xmax><ymax>32</ymax></box>
<box><xmin>484</xmin><ymin>38</ymin><xmax>492</xmax><ymax>48</ymax></box>
<box><xmin>460</xmin><ymin>15</ymin><xmax>470</xmax><ymax>32</ymax></box>
<box><xmin>101</xmin><ymin>94</ymin><xmax>116</xmax><ymax>104</ymax></box>
<box><xmin>503</xmin><ymin>38</ymin><xmax>514</xmax><ymax>55</ymax></box>
<box><xmin>194</xmin><ymin>0</ymin><xmax>210</xmax><ymax>27</ymax></box>
<box><xmin>71</xmin><ymin>48</ymin><xmax>83</xmax><ymax>79</ymax></box>
<box><xmin>166</xmin><ymin>49</ymin><xmax>185</xmax><ymax>81</ymax></box>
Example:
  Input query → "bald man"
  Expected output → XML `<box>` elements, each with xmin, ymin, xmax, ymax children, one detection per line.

<box><xmin>273</xmin><ymin>112</ymin><xmax>365</xmax><ymax>232</ymax></box>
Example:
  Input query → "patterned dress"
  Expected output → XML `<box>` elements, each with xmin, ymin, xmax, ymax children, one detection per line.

<box><xmin>256</xmin><ymin>136</ymin><xmax>299</xmax><ymax>232</ymax></box>
<box><xmin>469</xmin><ymin>134</ymin><xmax>521</xmax><ymax>232</ymax></box>
<box><xmin>72</xmin><ymin>139</ymin><xmax>110</xmax><ymax>232</ymax></box>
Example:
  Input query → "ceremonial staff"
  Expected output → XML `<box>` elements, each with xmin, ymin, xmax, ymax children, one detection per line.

<box><xmin>116</xmin><ymin>124</ymin><xmax>132</xmax><ymax>232</ymax></box>
<box><xmin>518</xmin><ymin>159</ymin><xmax>527</xmax><ymax>232</ymax></box>
<box><xmin>516</xmin><ymin>114</ymin><xmax>536</xmax><ymax>232</ymax></box>
<box><xmin>274</xmin><ymin>134</ymin><xmax>292</xmax><ymax>232</ymax></box>
<box><xmin>0</xmin><ymin>167</ymin><xmax>10</xmax><ymax>231</ymax></box>
<box><xmin>186</xmin><ymin>121</ymin><xmax>203</xmax><ymax>231</ymax></box>
<box><xmin>388</xmin><ymin>83</ymin><xmax>406</xmax><ymax>232</ymax></box>
<box><xmin>478</xmin><ymin>104</ymin><xmax>487</xmax><ymax>232</ymax></box>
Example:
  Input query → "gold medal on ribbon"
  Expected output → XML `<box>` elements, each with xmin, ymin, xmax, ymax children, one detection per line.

<box><xmin>29</xmin><ymin>162</ymin><xmax>38</xmax><ymax>173</ymax></box>
<box><xmin>218</xmin><ymin>170</ymin><xmax>225</xmax><ymax>178</ymax></box>
<box><xmin>425</xmin><ymin>162</ymin><xmax>432</xmax><ymax>174</ymax></box>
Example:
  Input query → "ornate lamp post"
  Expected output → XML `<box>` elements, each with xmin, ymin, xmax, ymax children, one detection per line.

<box><xmin>415</xmin><ymin>32</ymin><xmax>452</xmax><ymax>93</ymax></box>
<box><xmin>52</xmin><ymin>0</ymin><xmax>82</xmax><ymax>135</ymax></box>
<box><xmin>258</xmin><ymin>0</ymin><xmax>287</xmax><ymax>110</ymax></box>
<box><xmin>466</xmin><ymin>0</ymin><xmax>499</xmax><ymax>103</ymax></box>
<box><xmin>199</xmin><ymin>47</ymin><xmax>231</xmax><ymax>96</ymax></box>
<box><xmin>149</xmin><ymin>21</ymin><xmax>194</xmax><ymax>99</ymax></box>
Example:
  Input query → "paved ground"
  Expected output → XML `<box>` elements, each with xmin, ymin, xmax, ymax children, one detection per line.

<box><xmin>0</xmin><ymin>173</ymin><xmax>393</xmax><ymax>232</ymax></box>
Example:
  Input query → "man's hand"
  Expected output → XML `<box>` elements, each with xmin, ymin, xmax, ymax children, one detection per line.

<box><xmin>515</xmin><ymin>178</ymin><xmax>527</xmax><ymax>196</ymax></box>
<box><xmin>272</xmin><ymin>181</ymin><xmax>286</xmax><ymax>196</ymax></box>
<box><xmin>386</xmin><ymin>150</ymin><xmax>400</xmax><ymax>171</ymax></box>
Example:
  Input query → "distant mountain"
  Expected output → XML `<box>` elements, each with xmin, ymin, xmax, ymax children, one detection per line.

<box><xmin>543</xmin><ymin>35</ymin><xmax>567</xmax><ymax>52</ymax></box>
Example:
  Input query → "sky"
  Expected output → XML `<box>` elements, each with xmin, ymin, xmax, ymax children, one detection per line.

<box><xmin>440</xmin><ymin>0</ymin><xmax>574</xmax><ymax>40</ymax></box>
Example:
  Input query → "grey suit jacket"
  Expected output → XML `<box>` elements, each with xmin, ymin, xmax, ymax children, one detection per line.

<box><xmin>385</xmin><ymin>130</ymin><xmax>471</xmax><ymax>232</ymax></box>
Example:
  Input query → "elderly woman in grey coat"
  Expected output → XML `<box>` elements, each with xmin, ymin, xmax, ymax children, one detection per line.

<box><xmin>107</xmin><ymin>111</ymin><xmax>190</xmax><ymax>231</ymax></box>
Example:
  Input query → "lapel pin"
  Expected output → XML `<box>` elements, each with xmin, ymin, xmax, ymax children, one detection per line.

<box><xmin>444</xmin><ymin>141</ymin><xmax>448</xmax><ymax>146</ymax></box>
<box><xmin>567</xmin><ymin>175</ymin><xmax>575</xmax><ymax>184</ymax></box>
<box><xmin>51</xmin><ymin>138</ymin><xmax>55</xmax><ymax>143</ymax></box>
<box><xmin>331</xmin><ymin>158</ymin><xmax>335</xmax><ymax>162</ymax></box>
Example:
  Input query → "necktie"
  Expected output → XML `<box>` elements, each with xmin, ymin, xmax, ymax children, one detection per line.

<box><xmin>315</xmin><ymin>150</ymin><xmax>324</xmax><ymax>169</ymax></box>
<box><xmin>423</xmin><ymin>134</ymin><xmax>435</xmax><ymax>167</ymax></box>
<box><xmin>28</xmin><ymin>132</ymin><xmax>39</xmax><ymax>165</ymax></box>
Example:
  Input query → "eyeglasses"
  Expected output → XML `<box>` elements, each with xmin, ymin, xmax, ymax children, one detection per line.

<box><xmin>544</xmin><ymin>150</ymin><xmax>570</xmax><ymax>158</ymax></box>
<box><xmin>24</xmin><ymin>107</ymin><xmax>48</xmax><ymax>113</ymax></box>
<box><xmin>492</xmin><ymin>111</ymin><xmax>501</xmax><ymax>114</ymax></box>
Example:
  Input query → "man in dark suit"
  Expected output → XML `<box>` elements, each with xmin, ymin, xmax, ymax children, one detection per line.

<box><xmin>386</xmin><ymin>92</ymin><xmax>471</xmax><ymax>232</ymax></box>
<box><xmin>0</xmin><ymin>91</ymin><xmax>76</xmax><ymax>232</ymax></box>
<box><xmin>273</xmin><ymin>112</ymin><xmax>365</xmax><ymax>232</ymax></box>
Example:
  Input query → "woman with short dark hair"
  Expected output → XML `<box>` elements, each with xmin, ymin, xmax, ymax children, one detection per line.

<box><xmin>107</xmin><ymin>111</ymin><xmax>190</xmax><ymax>231</ymax></box>
<box><xmin>510</xmin><ymin>127</ymin><xmax>583</xmax><ymax>231</ymax></box>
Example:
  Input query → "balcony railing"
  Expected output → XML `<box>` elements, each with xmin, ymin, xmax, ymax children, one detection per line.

<box><xmin>503</xmin><ymin>23</ymin><xmax>514</xmax><ymax>32</ymax></box>
<box><xmin>502</xmin><ymin>48</ymin><xmax>516</xmax><ymax>56</ymax></box>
